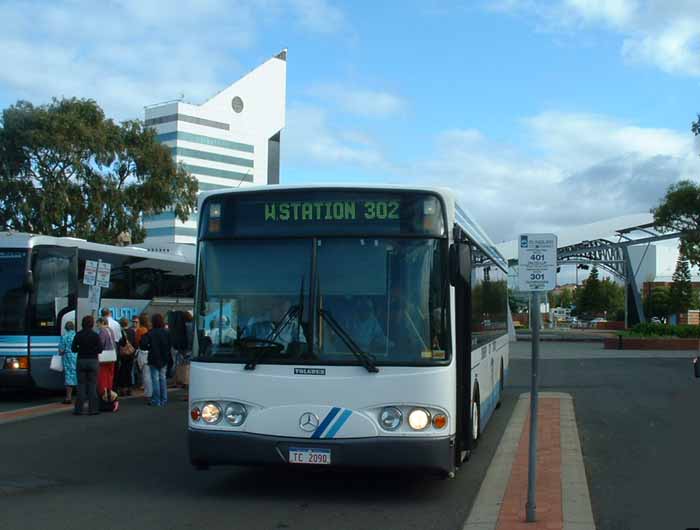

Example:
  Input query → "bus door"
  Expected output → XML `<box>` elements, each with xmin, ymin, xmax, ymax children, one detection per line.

<box><xmin>451</xmin><ymin>232</ymin><xmax>472</xmax><ymax>462</ymax></box>
<box><xmin>29</xmin><ymin>246</ymin><xmax>78</xmax><ymax>389</ymax></box>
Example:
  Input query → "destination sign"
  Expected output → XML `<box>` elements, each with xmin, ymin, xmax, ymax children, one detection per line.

<box><xmin>201</xmin><ymin>190</ymin><xmax>446</xmax><ymax>238</ymax></box>
<box><xmin>263</xmin><ymin>200</ymin><xmax>400</xmax><ymax>223</ymax></box>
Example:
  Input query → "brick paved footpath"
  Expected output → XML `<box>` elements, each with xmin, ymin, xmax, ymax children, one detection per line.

<box><xmin>464</xmin><ymin>392</ymin><xmax>594</xmax><ymax>530</ymax></box>
<box><xmin>497</xmin><ymin>398</ymin><xmax>562</xmax><ymax>530</ymax></box>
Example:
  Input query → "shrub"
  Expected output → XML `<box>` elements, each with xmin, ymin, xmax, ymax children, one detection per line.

<box><xmin>630</xmin><ymin>323</ymin><xmax>700</xmax><ymax>338</ymax></box>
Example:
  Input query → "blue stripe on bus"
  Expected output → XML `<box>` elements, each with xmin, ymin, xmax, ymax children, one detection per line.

<box><xmin>478</xmin><ymin>366</ymin><xmax>510</xmax><ymax>428</ymax></box>
<box><xmin>323</xmin><ymin>409</ymin><xmax>352</xmax><ymax>439</ymax></box>
<box><xmin>31</xmin><ymin>336</ymin><xmax>61</xmax><ymax>343</ymax></box>
<box><xmin>29</xmin><ymin>337</ymin><xmax>60</xmax><ymax>356</ymax></box>
<box><xmin>0</xmin><ymin>335</ymin><xmax>28</xmax><ymax>343</ymax></box>
<box><xmin>311</xmin><ymin>407</ymin><xmax>340</xmax><ymax>439</ymax></box>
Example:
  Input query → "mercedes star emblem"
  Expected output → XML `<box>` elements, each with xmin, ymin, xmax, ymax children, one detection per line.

<box><xmin>299</xmin><ymin>412</ymin><xmax>319</xmax><ymax>432</ymax></box>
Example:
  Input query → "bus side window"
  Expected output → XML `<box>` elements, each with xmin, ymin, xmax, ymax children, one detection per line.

<box><xmin>31</xmin><ymin>249</ymin><xmax>75</xmax><ymax>333</ymax></box>
<box><xmin>162</xmin><ymin>272</ymin><xmax>194</xmax><ymax>297</ymax></box>
<box><xmin>102</xmin><ymin>266</ymin><xmax>130</xmax><ymax>299</ymax></box>
<box><xmin>132</xmin><ymin>268</ymin><xmax>160</xmax><ymax>299</ymax></box>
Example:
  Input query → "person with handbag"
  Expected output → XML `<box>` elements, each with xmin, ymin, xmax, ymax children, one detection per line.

<box><xmin>139</xmin><ymin>313</ymin><xmax>172</xmax><ymax>407</ymax></box>
<box><xmin>116</xmin><ymin>317</ymin><xmax>136</xmax><ymax>396</ymax></box>
<box><xmin>71</xmin><ymin>315</ymin><xmax>103</xmax><ymax>415</ymax></box>
<box><xmin>135</xmin><ymin>314</ymin><xmax>152</xmax><ymax>404</ymax></box>
<box><xmin>58</xmin><ymin>321</ymin><xmax>77</xmax><ymax>404</ymax></box>
<box><xmin>96</xmin><ymin>317</ymin><xmax>117</xmax><ymax>398</ymax></box>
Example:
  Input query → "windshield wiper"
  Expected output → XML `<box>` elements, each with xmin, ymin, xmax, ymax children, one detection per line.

<box><xmin>242</xmin><ymin>337</ymin><xmax>286</xmax><ymax>370</ymax></box>
<box><xmin>244</xmin><ymin>303</ymin><xmax>304</xmax><ymax>370</ymax></box>
<box><xmin>319</xmin><ymin>309</ymin><xmax>379</xmax><ymax>373</ymax></box>
<box><xmin>245</xmin><ymin>276</ymin><xmax>307</xmax><ymax>371</ymax></box>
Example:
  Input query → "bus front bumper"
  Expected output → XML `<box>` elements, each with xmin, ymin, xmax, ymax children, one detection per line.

<box><xmin>0</xmin><ymin>368</ymin><xmax>32</xmax><ymax>389</ymax></box>
<box><xmin>189</xmin><ymin>428</ymin><xmax>455</xmax><ymax>474</ymax></box>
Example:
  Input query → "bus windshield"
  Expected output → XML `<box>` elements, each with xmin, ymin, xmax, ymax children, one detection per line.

<box><xmin>0</xmin><ymin>250</ymin><xmax>29</xmax><ymax>334</ymax></box>
<box><xmin>195</xmin><ymin>238</ymin><xmax>449</xmax><ymax>366</ymax></box>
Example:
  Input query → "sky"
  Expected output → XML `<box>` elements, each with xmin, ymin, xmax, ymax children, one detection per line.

<box><xmin>2</xmin><ymin>0</ymin><xmax>700</xmax><ymax>244</ymax></box>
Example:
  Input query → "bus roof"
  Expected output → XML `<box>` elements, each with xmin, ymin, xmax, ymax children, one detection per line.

<box><xmin>199</xmin><ymin>183</ymin><xmax>507</xmax><ymax>271</ymax></box>
<box><xmin>0</xmin><ymin>232</ymin><xmax>194</xmax><ymax>264</ymax></box>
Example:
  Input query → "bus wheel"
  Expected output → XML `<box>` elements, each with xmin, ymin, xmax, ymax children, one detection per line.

<box><xmin>471</xmin><ymin>391</ymin><xmax>481</xmax><ymax>449</ymax></box>
<box><xmin>496</xmin><ymin>360</ymin><xmax>504</xmax><ymax>409</ymax></box>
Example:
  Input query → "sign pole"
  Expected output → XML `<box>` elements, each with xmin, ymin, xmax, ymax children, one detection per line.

<box><xmin>526</xmin><ymin>290</ymin><xmax>540</xmax><ymax>522</ymax></box>
<box><xmin>97</xmin><ymin>259</ymin><xmax>102</xmax><ymax>316</ymax></box>
<box><xmin>518</xmin><ymin>233</ymin><xmax>557</xmax><ymax>525</ymax></box>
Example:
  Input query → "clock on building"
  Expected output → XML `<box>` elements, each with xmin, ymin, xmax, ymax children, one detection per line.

<box><xmin>231</xmin><ymin>96</ymin><xmax>244</xmax><ymax>113</ymax></box>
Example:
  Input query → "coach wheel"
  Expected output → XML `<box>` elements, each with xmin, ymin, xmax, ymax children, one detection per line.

<box><xmin>471</xmin><ymin>391</ymin><xmax>481</xmax><ymax>448</ymax></box>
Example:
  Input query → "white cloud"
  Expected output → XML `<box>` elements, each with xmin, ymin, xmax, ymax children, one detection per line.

<box><xmin>0</xmin><ymin>0</ymin><xmax>348</xmax><ymax>119</ymax></box>
<box><xmin>524</xmin><ymin>111</ymin><xmax>693</xmax><ymax>169</ymax></box>
<box><xmin>307</xmin><ymin>83</ymin><xmax>405</xmax><ymax>117</ymax></box>
<box><xmin>563</xmin><ymin>0</ymin><xmax>637</xmax><ymax>27</ymax></box>
<box><xmin>490</xmin><ymin>0</ymin><xmax>700</xmax><ymax>76</ymax></box>
<box><xmin>413</xmin><ymin>111</ymin><xmax>700</xmax><ymax>241</ymax></box>
<box><xmin>289</xmin><ymin>0</ymin><xmax>345</xmax><ymax>34</ymax></box>
<box><xmin>283</xmin><ymin>104</ymin><xmax>387</xmax><ymax>168</ymax></box>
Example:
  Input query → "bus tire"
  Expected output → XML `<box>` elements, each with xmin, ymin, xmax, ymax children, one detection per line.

<box><xmin>471</xmin><ymin>388</ymin><xmax>481</xmax><ymax>450</ymax></box>
<box><xmin>496</xmin><ymin>360</ymin><xmax>504</xmax><ymax>409</ymax></box>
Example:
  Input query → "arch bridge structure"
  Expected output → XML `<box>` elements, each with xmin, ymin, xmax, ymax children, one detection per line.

<box><xmin>556</xmin><ymin>222</ymin><xmax>683</xmax><ymax>326</ymax></box>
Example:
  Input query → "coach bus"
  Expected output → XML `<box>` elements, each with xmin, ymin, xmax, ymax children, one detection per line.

<box><xmin>0</xmin><ymin>233</ymin><xmax>195</xmax><ymax>390</ymax></box>
<box><xmin>188</xmin><ymin>185</ymin><xmax>509</xmax><ymax>477</ymax></box>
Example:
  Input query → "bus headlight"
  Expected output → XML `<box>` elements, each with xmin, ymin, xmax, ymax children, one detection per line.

<box><xmin>4</xmin><ymin>357</ymin><xmax>28</xmax><ymax>370</ymax></box>
<box><xmin>379</xmin><ymin>407</ymin><xmax>403</xmax><ymax>431</ymax></box>
<box><xmin>224</xmin><ymin>403</ymin><xmax>247</xmax><ymax>426</ymax></box>
<box><xmin>408</xmin><ymin>408</ymin><xmax>431</xmax><ymax>430</ymax></box>
<box><xmin>201</xmin><ymin>402</ymin><xmax>222</xmax><ymax>424</ymax></box>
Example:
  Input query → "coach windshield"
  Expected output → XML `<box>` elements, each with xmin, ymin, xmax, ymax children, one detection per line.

<box><xmin>194</xmin><ymin>236</ymin><xmax>449</xmax><ymax>366</ymax></box>
<box><xmin>0</xmin><ymin>249</ymin><xmax>29</xmax><ymax>333</ymax></box>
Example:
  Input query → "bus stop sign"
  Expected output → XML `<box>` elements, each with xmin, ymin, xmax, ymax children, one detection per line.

<box><xmin>517</xmin><ymin>233</ymin><xmax>557</xmax><ymax>292</ymax></box>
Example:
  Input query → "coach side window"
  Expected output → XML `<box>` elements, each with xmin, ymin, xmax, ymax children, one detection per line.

<box><xmin>132</xmin><ymin>268</ymin><xmax>160</xmax><ymax>299</ymax></box>
<box><xmin>31</xmin><ymin>249</ymin><xmax>74</xmax><ymax>332</ymax></box>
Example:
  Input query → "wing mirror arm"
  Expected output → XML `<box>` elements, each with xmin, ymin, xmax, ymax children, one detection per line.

<box><xmin>24</xmin><ymin>270</ymin><xmax>34</xmax><ymax>293</ymax></box>
<box><xmin>449</xmin><ymin>244</ymin><xmax>459</xmax><ymax>287</ymax></box>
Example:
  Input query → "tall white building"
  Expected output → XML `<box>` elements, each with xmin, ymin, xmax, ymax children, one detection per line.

<box><xmin>143</xmin><ymin>50</ymin><xmax>287</xmax><ymax>245</ymax></box>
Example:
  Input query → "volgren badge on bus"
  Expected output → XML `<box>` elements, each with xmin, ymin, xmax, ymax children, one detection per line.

<box><xmin>517</xmin><ymin>233</ymin><xmax>557</xmax><ymax>292</ymax></box>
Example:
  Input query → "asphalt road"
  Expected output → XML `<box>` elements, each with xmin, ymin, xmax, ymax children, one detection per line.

<box><xmin>0</xmin><ymin>388</ymin><xmax>518</xmax><ymax>530</ymax></box>
<box><xmin>0</xmin><ymin>388</ymin><xmax>62</xmax><ymax>413</ymax></box>
<box><xmin>3</xmin><ymin>342</ymin><xmax>700</xmax><ymax>530</ymax></box>
<box><xmin>509</xmin><ymin>343</ymin><xmax>700</xmax><ymax>530</ymax></box>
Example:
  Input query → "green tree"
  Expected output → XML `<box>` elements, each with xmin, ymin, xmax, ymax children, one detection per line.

<box><xmin>600</xmin><ymin>278</ymin><xmax>624</xmax><ymax>319</ymax></box>
<box><xmin>0</xmin><ymin>98</ymin><xmax>198</xmax><ymax>244</ymax></box>
<box><xmin>668</xmin><ymin>251</ymin><xmax>693</xmax><ymax>316</ymax></box>
<box><xmin>652</xmin><ymin>179</ymin><xmax>700</xmax><ymax>265</ymax></box>
<box><xmin>549</xmin><ymin>288</ymin><xmax>573</xmax><ymax>309</ymax></box>
<box><xmin>549</xmin><ymin>291</ymin><xmax>561</xmax><ymax>308</ymax></box>
<box><xmin>576</xmin><ymin>266</ymin><xmax>605</xmax><ymax>315</ymax></box>
<box><xmin>560</xmin><ymin>288</ymin><xmax>573</xmax><ymax>308</ymax></box>
<box><xmin>645</xmin><ymin>286</ymin><xmax>670</xmax><ymax>319</ymax></box>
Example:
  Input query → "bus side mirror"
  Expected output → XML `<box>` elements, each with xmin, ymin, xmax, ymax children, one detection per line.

<box><xmin>449</xmin><ymin>244</ymin><xmax>459</xmax><ymax>287</ymax></box>
<box><xmin>24</xmin><ymin>270</ymin><xmax>34</xmax><ymax>293</ymax></box>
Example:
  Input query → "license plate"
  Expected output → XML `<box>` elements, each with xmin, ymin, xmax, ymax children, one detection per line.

<box><xmin>288</xmin><ymin>447</ymin><xmax>331</xmax><ymax>465</ymax></box>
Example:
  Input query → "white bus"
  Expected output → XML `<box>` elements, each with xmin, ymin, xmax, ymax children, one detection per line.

<box><xmin>188</xmin><ymin>185</ymin><xmax>509</xmax><ymax>476</ymax></box>
<box><xmin>0</xmin><ymin>233</ymin><xmax>195</xmax><ymax>390</ymax></box>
